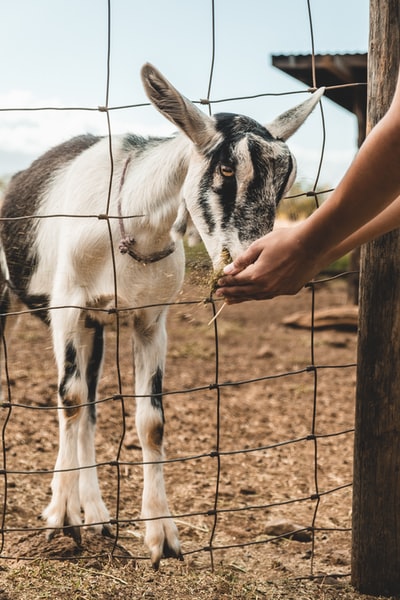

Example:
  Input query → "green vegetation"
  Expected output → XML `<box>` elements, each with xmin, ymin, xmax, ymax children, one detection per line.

<box><xmin>277</xmin><ymin>181</ymin><xmax>333</xmax><ymax>221</ymax></box>
<box><xmin>324</xmin><ymin>253</ymin><xmax>351</xmax><ymax>273</ymax></box>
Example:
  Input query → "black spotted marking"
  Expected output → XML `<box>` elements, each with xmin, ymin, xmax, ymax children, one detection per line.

<box><xmin>122</xmin><ymin>133</ymin><xmax>148</xmax><ymax>151</ymax></box>
<box><xmin>85</xmin><ymin>316</ymin><xmax>104</xmax><ymax>424</ymax></box>
<box><xmin>275</xmin><ymin>153</ymin><xmax>293</xmax><ymax>206</ymax></box>
<box><xmin>151</xmin><ymin>366</ymin><xmax>165</xmax><ymax>424</ymax></box>
<box><xmin>0</xmin><ymin>135</ymin><xmax>101</xmax><ymax>318</ymax></box>
<box><xmin>19</xmin><ymin>295</ymin><xmax>50</xmax><ymax>325</ymax></box>
<box><xmin>203</xmin><ymin>142</ymin><xmax>238</xmax><ymax>229</ymax></box>
<box><xmin>231</xmin><ymin>136</ymin><xmax>292</xmax><ymax>241</ymax></box>
<box><xmin>197</xmin><ymin>176</ymin><xmax>217</xmax><ymax>234</ymax></box>
<box><xmin>58</xmin><ymin>341</ymin><xmax>79</xmax><ymax>402</ymax></box>
<box><xmin>122</xmin><ymin>133</ymin><xmax>171</xmax><ymax>154</ymax></box>
<box><xmin>245</xmin><ymin>135</ymin><xmax>293</xmax><ymax>210</ymax></box>
<box><xmin>214</xmin><ymin>113</ymin><xmax>275</xmax><ymax>144</ymax></box>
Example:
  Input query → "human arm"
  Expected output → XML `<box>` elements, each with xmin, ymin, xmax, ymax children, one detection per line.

<box><xmin>323</xmin><ymin>195</ymin><xmax>400</xmax><ymax>263</ymax></box>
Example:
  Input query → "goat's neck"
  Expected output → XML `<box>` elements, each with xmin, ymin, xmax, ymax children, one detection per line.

<box><xmin>121</xmin><ymin>134</ymin><xmax>191</xmax><ymax>235</ymax></box>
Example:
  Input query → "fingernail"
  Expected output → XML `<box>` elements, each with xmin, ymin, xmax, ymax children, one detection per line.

<box><xmin>223</xmin><ymin>263</ymin><xmax>234</xmax><ymax>274</ymax></box>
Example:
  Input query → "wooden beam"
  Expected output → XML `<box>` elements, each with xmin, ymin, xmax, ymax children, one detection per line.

<box><xmin>351</xmin><ymin>0</ymin><xmax>400</xmax><ymax>594</ymax></box>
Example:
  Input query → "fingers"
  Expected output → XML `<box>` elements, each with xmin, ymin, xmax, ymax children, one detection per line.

<box><xmin>216</xmin><ymin>261</ymin><xmax>263</xmax><ymax>303</ymax></box>
<box><xmin>217</xmin><ymin>288</ymin><xmax>273</xmax><ymax>304</ymax></box>
<box><xmin>215</xmin><ymin>288</ymin><xmax>253</xmax><ymax>304</ymax></box>
<box><xmin>223</xmin><ymin>239</ymin><xmax>264</xmax><ymax>276</ymax></box>
<box><xmin>219</xmin><ymin>261</ymin><xmax>258</xmax><ymax>287</ymax></box>
<box><xmin>215</xmin><ymin>280</ymin><xmax>274</xmax><ymax>304</ymax></box>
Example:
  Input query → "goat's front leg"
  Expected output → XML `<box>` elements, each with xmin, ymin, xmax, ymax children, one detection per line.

<box><xmin>134</xmin><ymin>312</ymin><xmax>182</xmax><ymax>569</ymax></box>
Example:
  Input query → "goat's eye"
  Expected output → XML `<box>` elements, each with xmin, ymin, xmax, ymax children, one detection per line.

<box><xmin>220</xmin><ymin>164</ymin><xmax>235</xmax><ymax>178</ymax></box>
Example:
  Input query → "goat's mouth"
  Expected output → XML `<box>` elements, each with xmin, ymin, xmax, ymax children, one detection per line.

<box><xmin>209</xmin><ymin>247</ymin><xmax>232</xmax><ymax>294</ymax></box>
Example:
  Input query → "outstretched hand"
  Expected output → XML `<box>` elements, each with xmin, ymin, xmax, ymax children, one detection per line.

<box><xmin>216</xmin><ymin>226</ymin><xmax>322</xmax><ymax>304</ymax></box>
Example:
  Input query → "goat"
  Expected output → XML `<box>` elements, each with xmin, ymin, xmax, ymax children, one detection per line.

<box><xmin>0</xmin><ymin>64</ymin><xmax>323</xmax><ymax>568</ymax></box>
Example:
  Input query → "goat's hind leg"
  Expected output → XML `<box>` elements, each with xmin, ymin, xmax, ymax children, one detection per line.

<box><xmin>42</xmin><ymin>312</ymin><xmax>84</xmax><ymax>543</ymax></box>
<box><xmin>78</xmin><ymin>316</ymin><xmax>111</xmax><ymax>537</ymax></box>
<box><xmin>43</xmin><ymin>310</ymin><xmax>110</xmax><ymax>542</ymax></box>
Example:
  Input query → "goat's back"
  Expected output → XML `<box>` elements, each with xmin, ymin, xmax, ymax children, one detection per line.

<box><xmin>0</xmin><ymin>133</ymin><xmax>186</xmax><ymax>319</ymax></box>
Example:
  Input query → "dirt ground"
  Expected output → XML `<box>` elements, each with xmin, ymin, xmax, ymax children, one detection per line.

<box><xmin>0</xmin><ymin>259</ymin><xmax>388</xmax><ymax>599</ymax></box>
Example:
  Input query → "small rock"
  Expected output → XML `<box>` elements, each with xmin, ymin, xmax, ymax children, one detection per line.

<box><xmin>123</xmin><ymin>433</ymin><xmax>141</xmax><ymax>450</ymax></box>
<box><xmin>239</xmin><ymin>487</ymin><xmax>257</xmax><ymax>496</ymax></box>
<box><xmin>256</xmin><ymin>344</ymin><xmax>275</xmax><ymax>359</ymax></box>
<box><xmin>264</xmin><ymin>520</ymin><xmax>312</xmax><ymax>542</ymax></box>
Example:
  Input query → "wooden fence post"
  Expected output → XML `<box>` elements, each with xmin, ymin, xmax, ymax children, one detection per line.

<box><xmin>351</xmin><ymin>0</ymin><xmax>400</xmax><ymax>595</ymax></box>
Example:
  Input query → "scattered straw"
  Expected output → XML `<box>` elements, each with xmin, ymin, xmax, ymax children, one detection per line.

<box><xmin>75</xmin><ymin>565</ymin><xmax>128</xmax><ymax>585</ymax></box>
<box><xmin>207</xmin><ymin>302</ymin><xmax>227</xmax><ymax>326</ymax></box>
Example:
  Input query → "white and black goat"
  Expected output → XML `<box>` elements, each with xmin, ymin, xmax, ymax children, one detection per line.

<box><xmin>0</xmin><ymin>64</ymin><xmax>323</xmax><ymax>568</ymax></box>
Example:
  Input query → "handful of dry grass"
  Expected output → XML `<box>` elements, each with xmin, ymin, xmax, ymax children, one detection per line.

<box><xmin>207</xmin><ymin>247</ymin><xmax>232</xmax><ymax>325</ymax></box>
<box><xmin>209</xmin><ymin>247</ymin><xmax>232</xmax><ymax>295</ymax></box>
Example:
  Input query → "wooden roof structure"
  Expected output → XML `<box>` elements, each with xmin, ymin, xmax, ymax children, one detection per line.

<box><xmin>271</xmin><ymin>53</ymin><xmax>367</xmax><ymax>146</ymax></box>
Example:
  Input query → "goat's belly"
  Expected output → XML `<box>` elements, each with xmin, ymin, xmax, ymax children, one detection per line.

<box><xmin>118</xmin><ymin>260</ymin><xmax>185</xmax><ymax>306</ymax></box>
<box><xmin>26</xmin><ymin>243</ymin><xmax>185</xmax><ymax>324</ymax></box>
<box><xmin>85</xmin><ymin>281</ymin><xmax>183</xmax><ymax>326</ymax></box>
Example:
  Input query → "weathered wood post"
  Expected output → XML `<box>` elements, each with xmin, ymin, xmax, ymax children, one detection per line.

<box><xmin>351</xmin><ymin>0</ymin><xmax>400</xmax><ymax>595</ymax></box>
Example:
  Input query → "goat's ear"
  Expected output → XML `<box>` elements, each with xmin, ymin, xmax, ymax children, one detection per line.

<box><xmin>141</xmin><ymin>63</ymin><xmax>216</xmax><ymax>148</ymax></box>
<box><xmin>266</xmin><ymin>88</ymin><xmax>325</xmax><ymax>141</ymax></box>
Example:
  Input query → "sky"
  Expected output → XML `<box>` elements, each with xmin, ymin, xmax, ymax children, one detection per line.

<box><xmin>0</xmin><ymin>0</ymin><xmax>369</xmax><ymax>187</ymax></box>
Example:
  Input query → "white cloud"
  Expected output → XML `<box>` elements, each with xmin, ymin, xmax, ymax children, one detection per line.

<box><xmin>0</xmin><ymin>90</ymin><xmax>100</xmax><ymax>154</ymax></box>
<box><xmin>0</xmin><ymin>89</ymin><xmax>176</xmax><ymax>170</ymax></box>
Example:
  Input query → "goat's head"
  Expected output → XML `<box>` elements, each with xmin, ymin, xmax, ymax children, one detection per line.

<box><xmin>141</xmin><ymin>63</ymin><xmax>324</xmax><ymax>270</ymax></box>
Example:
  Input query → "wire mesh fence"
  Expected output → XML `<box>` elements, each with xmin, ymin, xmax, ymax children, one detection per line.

<box><xmin>0</xmin><ymin>0</ymin><xmax>365</xmax><ymax>582</ymax></box>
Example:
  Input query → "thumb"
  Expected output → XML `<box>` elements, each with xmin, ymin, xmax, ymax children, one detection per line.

<box><xmin>223</xmin><ymin>241</ymin><xmax>263</xmax><ymax>275</ymax></box>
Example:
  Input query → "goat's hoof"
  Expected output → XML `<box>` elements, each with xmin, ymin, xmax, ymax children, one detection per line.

<box><xmin>163</xmin><ymin>539</ymin><xmax>184</xmax><ymax>561</ymax></box>
<box><xmin>101</xmin><ymin>524</ymin><xmax>114</xmax><ymax>538</ymax></box>
<box><xmin>45</xmin><ymin>524</ymin><xmax>82</xmax><ymax>546</ymax></box>
<box><xmin>46</xmin><ymin>528</ymin><xmax>58</xmax><ymax>542</ymax></box>
<box><xmin>150</xmin><ymin>541</ymin><xmax>183</xmax><ymax>570</ymax></box>
<box><xmin>84</xmin><ymin>520</ymin><xmax>114</xmax><ymax>538</ymax></box>
<box><xmin>63</xmin><ymin>524</ymin><xmax>82</xmax><ymax>545</ymax></box>
<box><xmin>151</xmin><ymin>553</ymin><xmax>183</xmax><ymax>571</ymax></box>
<box><xmin>146</xmin><ymin>517</ymin><xmax>182</xmax><ymax>569</ymax></box>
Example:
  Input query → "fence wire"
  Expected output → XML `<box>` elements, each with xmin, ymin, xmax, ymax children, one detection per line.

<box><xmin>0</xmin><ymin>0</ymin><xmax>363</xmax><ymax>581</ymax></box>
